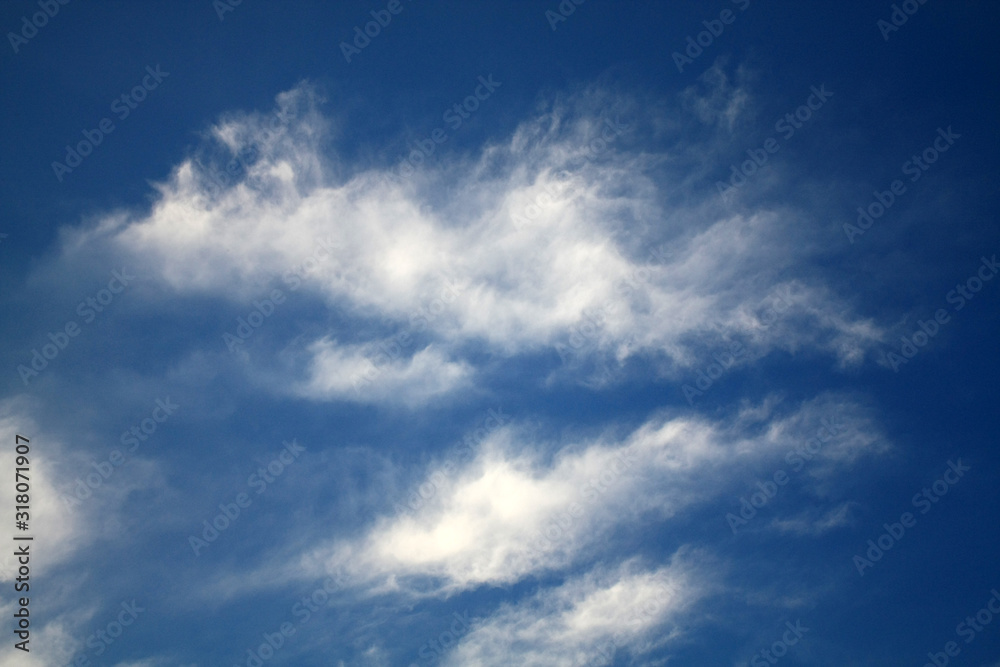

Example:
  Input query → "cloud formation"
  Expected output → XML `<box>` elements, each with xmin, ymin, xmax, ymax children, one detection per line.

<box><xmin>51</xmin><ymin>72</ymin><xmax>886</xmax><ymax>409</ymax></box>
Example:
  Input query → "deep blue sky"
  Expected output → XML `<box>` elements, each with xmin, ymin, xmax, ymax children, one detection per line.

<box><xmin>1</xmin><ymin>1</ymin><xmax>999</xmax><ymax>666</ymax></box>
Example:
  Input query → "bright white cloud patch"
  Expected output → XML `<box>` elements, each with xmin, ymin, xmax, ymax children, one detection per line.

<box><xmin>290</xmin><ymin>394</ymin><xmax>885</xmax><ymax>603</ymax></box>
<box><xmin>56</xmin><ymin>76</ymin><xmax>885</xmax><ymax>406</ymax></box>
<box><xmin>441</xmin><ymin>557</ymin><xmax>702</xmax><ymax>667</ymax></box>
<box><xmin>294</xmin><ymin>338</ymin><xmax>473</xmax><ymax>405</ymax></box>
<box><xmin>11</xmin><ymin>67</ymin><xmax>909</xmax><ymax>667</ymax></box>
<box><xmin>0</xmin><ymin>399</ymin><xmax>92</xmax><ymax>579</ymax></box>
<box><xmin>3</xmin><ymin>4</ymin><xmax>990</xmax><ymax>663</ymax></box>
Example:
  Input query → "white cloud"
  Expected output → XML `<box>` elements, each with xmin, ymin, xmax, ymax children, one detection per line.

<box><xmin>287</xmin><ymin>395</ymin><xmax>886</xmax><ymax>598</ymax></box>
<box><xmin>0</xmin><ymin>398</ymin><xmax>93</xmax><ymax>579</ymax></box>
<box><xmin>292</xmin><ymin>338</ymin><xmax>473</xmax><ymax>406</ymax></box>
<box><xmin>49</xmin><ymin>80</ymin><xmax>886</xmax><ymax>406</ymax></box>
<box><xmin>441</xmin><ymin>556</ymin><xmax>703</xmax><ymax>667</ymax></box>
<box><xmin>0</xmin><ymin>612</ymin><xmax>80</xmax><ymax>667</ymax></box>
<box><xmin>0</xmin><ymin>397</ymin><xmax>166</xmax><ymax>667</ymax></box>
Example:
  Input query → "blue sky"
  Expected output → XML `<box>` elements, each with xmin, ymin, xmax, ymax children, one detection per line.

<box><xmin>1</xmin><ymin>1</ymin><xmax>999</xmax><ymax>665</ymax></box>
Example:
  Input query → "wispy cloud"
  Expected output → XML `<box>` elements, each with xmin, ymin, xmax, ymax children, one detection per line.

<box><xmin>443</xmin><ymin>555</ymin><xmax>706</xmax><ymax>667</ymax></box>
<box><xmin>37</xmin><ymin>77</ymin><xmax>887</xmax><ymax>413</ymax></box>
